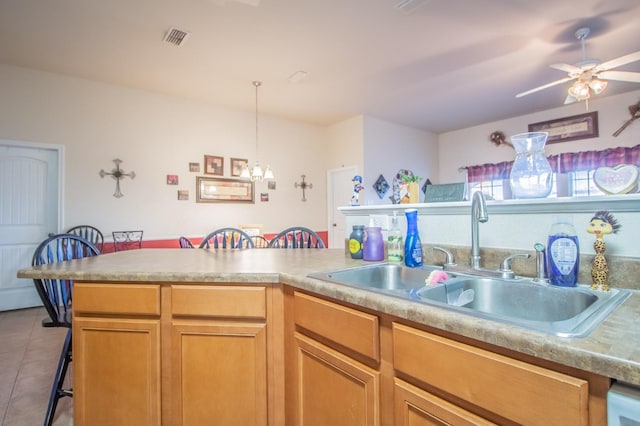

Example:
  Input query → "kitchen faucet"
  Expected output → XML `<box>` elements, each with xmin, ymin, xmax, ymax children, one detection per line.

<box><xmin>470</xmin><ymin>191</ymin><xmax>488</xmax><ymax>269</ymax></box>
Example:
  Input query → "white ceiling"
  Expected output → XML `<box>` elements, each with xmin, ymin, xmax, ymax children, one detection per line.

<box><xmin>1</xmin><ymin>0</ymin><xmax>639</xmax><ymax>133</ymax></box>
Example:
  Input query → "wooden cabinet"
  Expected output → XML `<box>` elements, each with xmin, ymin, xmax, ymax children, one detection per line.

<box><xmin>73</xmin><ymin>282</ymin><xmax>283</xmax><ymax>426</ymax></box>
<box><xmin>73</xmin><ymin>283</ymin><xmax>162</xmax><ymax>426</ymax></box>
<box><xmin>393</xmin><ymin>322</ymin><xmax>595</xmax><ymax>425</ymax></box>
<box><xmin>285</xmin><ymin>289</ymin><xmax>609</xmax><ymax>426</ymax></box>
<box><xmin>289</xmin><ymin>291</ymin><xmax>382</xmax><ymax>426</ymax></box>
<box><xmin>169</xmin><ymin>285</ymin><xmax>269</xmax><ymax>425</ymax></box>
<box><xmin>394</xmin><ymin>378</ymin><xmax>495</xmax><ymax>426</ymax></box>
<box><xmin>294</xmin><ymin>333</ymin><xmax>380</xmax><ymax>426</ymax></box>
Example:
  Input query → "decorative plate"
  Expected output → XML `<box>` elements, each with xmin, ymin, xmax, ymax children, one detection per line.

<box><xmin>373</xmin><ymin>174</ymin><xmax>390</xmax><ymax>199</ymax></box>
<box><xmin>593</xmin><ymin>165</ymin><xmax>639</xmax><ymax>194</ymax></box>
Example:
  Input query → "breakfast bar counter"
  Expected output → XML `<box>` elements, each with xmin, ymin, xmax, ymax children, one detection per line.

<box><xmin>19</xmin><ymin>248</ymin><xmax>640</xmax><ymax>387</ymax></box>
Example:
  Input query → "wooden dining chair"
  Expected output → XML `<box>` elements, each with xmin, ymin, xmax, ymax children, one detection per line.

<box><xmin>268</xmin><ymin>226</ymin><xmax>326</xmax><ymax>248</ymax></box>
<box><xmin>199</xmin><ymin>228</ymin><xmax>256</xmax><ymax>249</ymax></box>
<box><xmin>66</xmin><ymin>225</ymin><xmax>104</xmax><ymax>252</ymax></box>
<box><xmin>31</xmin><ymin>234</ymin><xmax>100</xmax><ymax>426</ymax></box>
<box><xmin>250</xmin><ymin>235</ymin><xmax>270</xmax><ymax>248</ymax></box>
<box><xmin>178</xmin><ymin>236</ymin><xmax>195</xmax><ymax>248</ymax></box>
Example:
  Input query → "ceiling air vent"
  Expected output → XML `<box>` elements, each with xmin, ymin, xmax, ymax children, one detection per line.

<box><xmin>163</xmin><ymin>27</ymin><xmax>190</xmax><ymax>47</ymax></box>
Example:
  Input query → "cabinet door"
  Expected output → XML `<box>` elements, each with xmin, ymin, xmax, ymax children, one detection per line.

<box><xmin>294</xmin><ymin>332</ymin><xmax>380</xmax><ymax>426</ymax></box>
<box><xmin>74</xmin><ymin>317</ymin><xmax>161</xmax><ymax>426</ymax></box>
<box><xmin>394</xmin><ymin>378</ymin><xmax>495</xmax><ymax>426</ymax></box>
<box><xmin>170</xmin><ymin>321</ymin><xmax>268</xmax><ymax>426</ymax></box>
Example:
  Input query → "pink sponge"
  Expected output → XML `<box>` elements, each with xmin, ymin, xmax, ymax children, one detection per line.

<box><xmin>426</xmin><ymin>270</ymin><xmax>449</xmax><ymax>285</ymax></box>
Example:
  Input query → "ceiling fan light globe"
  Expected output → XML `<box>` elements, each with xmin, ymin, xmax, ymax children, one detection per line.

<box><xmin>568</xmin><ymin>82</ymin><xmax>590</xmax><ymax>101</ymax></box>
<box><xmin>589</xmin><ymin>78</ymin><xmax>608</xmax><ymax>94</ymax></box>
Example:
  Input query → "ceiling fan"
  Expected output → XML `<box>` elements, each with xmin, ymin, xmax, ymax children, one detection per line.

<box><xmin>516</xmin><ymin>27</ymin><xmax>640</xmax><ymax>104</ymax></box>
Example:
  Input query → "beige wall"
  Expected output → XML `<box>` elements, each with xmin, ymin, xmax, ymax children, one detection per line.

<box><xmin>0</xmin><ymin>64</ymin><xmax>328</xmax><ymax>240</ymax></box>
<box><xmin>437</xmin><ymin>89</ymin><xmax>640</xmax><ymax>183</ymax></box>
<box><xmin>325</xmin><ymin>115</ymin><xmax>438</xmax><ymax>206</ymax></box>
<box><xmin>363</xmin><ymin>116</ymin><xmax>438</xmax><ymax>205</ymax></box>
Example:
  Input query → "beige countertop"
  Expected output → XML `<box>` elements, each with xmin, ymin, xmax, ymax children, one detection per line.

<box><xmin>18</xmin><ymin>248</ymin><xmax>640</xmax><ymax>386</ymax></box>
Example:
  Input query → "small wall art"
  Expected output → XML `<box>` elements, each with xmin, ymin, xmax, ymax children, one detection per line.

<box><xmin>231</xmin><ymin>158</ymin><xmax>248</xmax><ymax>177</ymax></box>
<box><xmin>268</xmin><ymin>181</ymin><xmax>276</xmax><ymax>190</ymax></box>
<box><xmin>196</xmin><ymin>176</ymin><xmax>254</xmax><ymax>203</ymax></box>
<box><xmin>204</xmin><ymin>155</ymin><xmax>224</xmax><ymax>176</ymax></box>
<box><xmin>373</xmin><ymin>174</ymin><xmax>389</xmax><ymax>199</ymax></box>
<box><xmin>528</xmin><ymin>112</ymin><xmax>598</xmax><ymax>144</ymax></box>
<box><xmin>166</xmin><ymin>174</ymin><xmax>179</xmax><ymax>185</ymax></box>
<box><xmin>189</xmin><ymin>162</ymin><xmax>200</xmax><ymax>172</ymax></box>
<box><xmin>260</xmin><ymin>192</ymin><xmax>269</xmax><ymax>202</ymax></box>
<box><xmin>178</xmin><ymin>190</ymin><xmax>189</xmax><ymax>200</ymax></box>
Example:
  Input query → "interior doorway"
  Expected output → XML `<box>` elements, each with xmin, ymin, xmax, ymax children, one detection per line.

<box><xmin>327</xmin><ymin>166</ymin><xmax>358</xmax><ymax>249</ymax></box>
<box><xmin>0</xmin><ymin>139</ymin><xmax>62</xmax><ymax>311</ymax></box>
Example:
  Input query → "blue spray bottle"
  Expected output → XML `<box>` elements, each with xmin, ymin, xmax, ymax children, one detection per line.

<box><xmin>404</xmin><ymin>208</ymin><xmax>423</xmax><ymax>267</ymax></box>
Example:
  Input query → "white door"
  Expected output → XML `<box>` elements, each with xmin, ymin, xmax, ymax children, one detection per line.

<box><xmin>327</xmin><ymin>166</ymin><xmax>358</xmax><ymax>249</ymax></box>
<box><xmin>0</xmin><ymin>140</ymin><xmax>62</xmax><ymax>311</ymax></box>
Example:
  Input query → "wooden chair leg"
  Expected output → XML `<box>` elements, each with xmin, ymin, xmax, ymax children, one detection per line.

<box><xmin>44</xmin><ymin>329</ymin><xmax>73</xmax><ymax>426</ymax></box>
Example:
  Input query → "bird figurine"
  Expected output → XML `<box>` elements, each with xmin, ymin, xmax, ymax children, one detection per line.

<box><xmin>613</xmin><ymin>100</ymin><xmax>640</xmax><ymax>137</ymax></box>
<box><xmin>586</xmin><ymin>211</ymin><xmax>621</xmax><ymax>291</ymax></box>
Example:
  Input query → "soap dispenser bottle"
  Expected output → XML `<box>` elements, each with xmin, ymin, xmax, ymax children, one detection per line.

<box><xmin>546</xmin><ymin>216</ymin><xmax>579</xmax><ymax>287</ymax></box>
<box><xmin>363</xmin><ymin>226</ymin><xmax>384</xmax><ymax>261</ymax></box>
<box><xmin>349</xmin><ymin>225</ymin><xmax>365</xmax><ymax>259</ymax></box>
<box><xmin>404</xmin><ymin>208</ymin><xmax>423</xmax><ymax>267</ymax></box>
<box><xmin>387</xmin><ymin>212</ymin><xmax>403</xmax><ymax>263</ymax></box>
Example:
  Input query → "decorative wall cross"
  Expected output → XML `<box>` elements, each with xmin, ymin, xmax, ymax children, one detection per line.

<box><xmin>294</xmin><ymin>174</ymin><xmax>313</xmax><ymax>202</ymax></box>
<box><xmin>99</xmin><ymin>159</ymin><xmax>136</xmax><ymax>198</ymax></box>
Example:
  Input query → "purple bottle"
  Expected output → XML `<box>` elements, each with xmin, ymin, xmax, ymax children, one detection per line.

<box><xmin>363</xmin><ymin>227</ymin><xmax>384</xmax><ymax>261</ymax></box>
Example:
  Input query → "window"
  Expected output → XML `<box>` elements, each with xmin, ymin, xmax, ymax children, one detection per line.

<box><xmin>463</xmin><ymin>144</ymin><xmax>639</xmax><ymax>200</ymax></box>
<box><xmin>569</xmin><ymin>170</ymin><xmax>604</xmax><ymax>197</ymax></box>
<box><xmin>469</xmin><ymin>180</ymin><xmax>505</xmax><ymax>200</ymax></box>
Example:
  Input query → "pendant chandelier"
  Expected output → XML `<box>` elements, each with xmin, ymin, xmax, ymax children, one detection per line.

<box><xmin>241</xmin><ymin>81</ymin><xmax>274</xmax><ymax>181</ymax></box>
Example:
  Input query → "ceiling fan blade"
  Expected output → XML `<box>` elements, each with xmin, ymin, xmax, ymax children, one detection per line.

<box><xmin>598</xmin><ymin>70</ymin><xmax>640</xmax><ymax>83</ymax></box>
<box><xmin>516</xmin><ymin>77</ymin><xmax>574</xmax><ymax>98</ymax></box>
<box><xmin>564</xmin><ymin>94</ymin><xmax>578</xmax><ymax>105</ymax></box>
<box><xmin>550</xmin><ymin>63</ymin><xmax>582</xmax><ymax>74</ymax></box>
<box><xmin>596</xmin><ymin>51</ymin><xmax>640</xmax><ymax>71</ymax></box>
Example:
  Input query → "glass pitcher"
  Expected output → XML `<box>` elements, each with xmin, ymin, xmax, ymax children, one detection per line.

<box><xmin>509</xmin><ymin>132</ymin><xmax>553</xmax><ymax>199</ymax></box>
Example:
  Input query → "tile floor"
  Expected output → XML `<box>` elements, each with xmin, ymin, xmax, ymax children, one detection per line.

<box><xmin>0</xmin><ymin>307</ymin><xmax>73</xmax><ymax>426</ymax></box>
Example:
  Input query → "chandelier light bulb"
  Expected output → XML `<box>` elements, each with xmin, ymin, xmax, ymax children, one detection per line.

<box><xmin>245</xmin><ymin>80</ymin><xmax>274</xmax><ymax>182</ymax></box>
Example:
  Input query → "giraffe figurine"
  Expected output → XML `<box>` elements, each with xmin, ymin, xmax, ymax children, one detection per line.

<box><xmin>586</xmin><ymin>211</ymin><xmax>621</xmax><ymax>292</ymax></box>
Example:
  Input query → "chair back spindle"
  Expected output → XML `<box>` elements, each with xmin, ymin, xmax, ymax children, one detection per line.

<box><xmin>199</xmin><ymin>228</ymin><xmax>256</xmax><ymax>249</ymax></box>
<box><xmin>268</xmin><ymin>226</ymin><xmax>326</xmax><ymax>249</ymax></box>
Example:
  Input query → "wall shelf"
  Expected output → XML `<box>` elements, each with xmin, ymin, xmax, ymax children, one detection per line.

<box><xmin>339</xmin><ymin>194</ymin><xmax>640</xmax><ymax>216</ymax></box>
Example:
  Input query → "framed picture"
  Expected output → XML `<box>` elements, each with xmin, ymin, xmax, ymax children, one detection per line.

<box><xmin>177</xmin><ymin>190</ymin><xmax>189</xmax><ymax>200</ymax></box>
<box><xmin>528</xmin><ymin>112</ymin><xmax>599</xmax><ymax>144</ymax></box>
<box><xmin>189</xmin><ymin>162</ymin><xmax>200</xmax><ymax>172</ymax></box>
<box><xmin>196</xmin><ymin>176</ymin><xmax>254</xmax><ymax>203</ymax></box>
<box><xmin>204</xmin><ymin>155</ymin><xmax>224</xmax><ymax>176</ymax></box>
<box><xmin>231</xmin><ymin>158</ymin><xmax>248</xmax><ymax>177</ymax></box>
<box><xmin>166</xmin><ymin>174</ymin><xmax>179</xmax><ymax>185</ymax></box>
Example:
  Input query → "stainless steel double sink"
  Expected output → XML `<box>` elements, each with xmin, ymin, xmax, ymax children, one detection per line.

<box><xmin>308</xmin><ymin>263</ymin><xmax>630</xmax><ymax>337</ymax></box>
